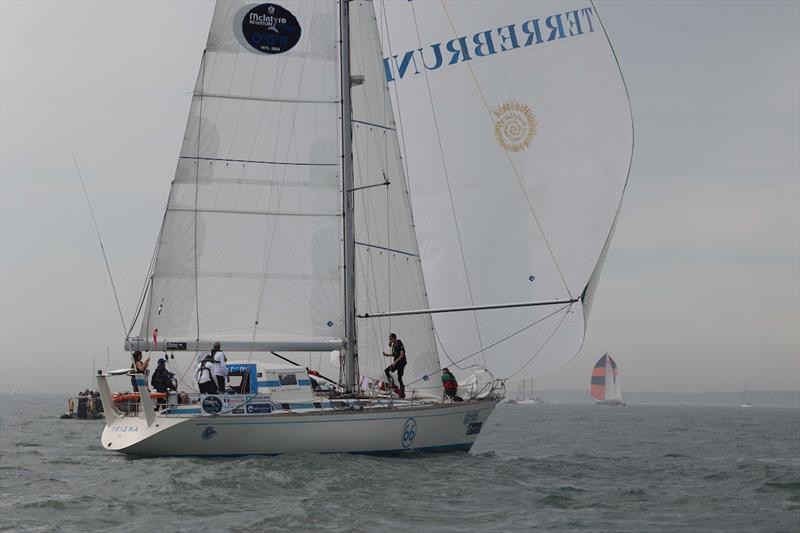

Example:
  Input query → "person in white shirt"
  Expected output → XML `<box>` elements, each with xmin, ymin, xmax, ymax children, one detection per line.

<box><xmin>211</xmin><ymin>341</ymin><xmax>227</xmax><ymax>393</ymax></box>
<box><xmin>195</xmin><ymin>354</ymin><xmax>217</xmax><ymax>394</ymax></box>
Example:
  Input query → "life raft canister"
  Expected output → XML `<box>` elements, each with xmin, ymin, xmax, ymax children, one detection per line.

<box><xmin>112</xmin><ymin>392</ymin><xmax>167</xmax><ymax>403</ymax></box>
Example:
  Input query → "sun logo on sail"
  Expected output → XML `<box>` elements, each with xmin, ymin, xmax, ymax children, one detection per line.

<box><xmin>491</xmin><ymin>100</ymin><xmax>537</xmax><ymax>153</ymax></box>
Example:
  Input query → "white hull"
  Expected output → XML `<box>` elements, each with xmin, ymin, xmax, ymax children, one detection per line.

<box><xmin>102</xmin><ymin>399</ymin><xmax>497</xmax><ymax>456</ymax></box>
<box><xmin>516</xmin><ymin>398</ymin><xmax>545</xmax><ymax>405</ymax></box>
<box><xmin>594</xmin><ymin>399</ymin><xmax>625</xmax><ymax>407</ymax></box>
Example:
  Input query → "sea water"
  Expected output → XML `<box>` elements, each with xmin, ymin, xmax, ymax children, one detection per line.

<box><xmin>1</xmin><ymin>394</ymin><xmax>797</xmax><ymax>532</ymax></box>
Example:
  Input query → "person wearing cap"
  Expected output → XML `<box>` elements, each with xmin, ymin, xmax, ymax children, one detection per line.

<box><xmin>382</xmin><ymin>333</ymin><xmax>407</xmax><ymax>398</ymax></box>
<box><xmin>195</xmin><ymin>353</ymin><xmax>218</xmax><ymax>394</ymax></box>
<box><xmin>150</xmin><ymin>357</ymin><xmax>177</xmax><ymax>404</ymax></box>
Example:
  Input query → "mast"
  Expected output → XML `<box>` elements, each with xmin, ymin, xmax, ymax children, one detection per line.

<box><xmin>340</xmin><ymin>0</ymin><xmax>357</xmax><ymax>391</ymax></box>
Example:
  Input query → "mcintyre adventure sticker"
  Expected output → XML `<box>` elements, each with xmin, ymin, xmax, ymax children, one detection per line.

<box><xmin>201</xmin><ymin>395</ymin><xmax>223</xmax><ymax>415</ymax></box>
<box><xmin>240</xmin><ymin>3</ymin><xmax>301</xmax><ymax>55</ymax></box>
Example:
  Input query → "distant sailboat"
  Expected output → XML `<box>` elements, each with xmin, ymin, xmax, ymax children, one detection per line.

<box><xmin>591</xmin><ymin>353</ymin><xmax>624</xmax><ymax>406</ymax></box>
<box><xmin>740</xmin><ymin>389</ymin><xmax>752</xmax><ymax>408</ymax></box>
<box><xmin>515</xmin><ymin>377</ymin><xmax>545</xmax><ymax>405</ymax></box>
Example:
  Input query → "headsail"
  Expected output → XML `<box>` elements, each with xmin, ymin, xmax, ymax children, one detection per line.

<box><xmin>349</xmin><ymin>0</ymin><xmax>441</xmax><ymax>394</ymax></box>
<box><xmin>138</xmin><ymin>1</ymin><xmax>344</xmax><ymax>350</ymax></box>
<box><xmin>377</xmin><ymin>0</ymin><xmax>633</xmax><ymax>379</ymax></box>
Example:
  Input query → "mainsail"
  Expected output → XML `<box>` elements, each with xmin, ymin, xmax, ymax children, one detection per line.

<box><xmin>590</xmin><ymin>353</ymin><xmax>621</xmax><ymax>402</ymax></box>
<box><xmin>138</xmin><ymin>1</ymin><xmax>344</xmax><ymax>349</ymax></box>
<box><xmin>376</xmin><ymin>0</ymin><xmax>633</xmax><ymax>380</ymax></box>
<box><xmin>132</xmin><ymin>0</ymin><xmax>441</xmax><ymax>392</ymax></box>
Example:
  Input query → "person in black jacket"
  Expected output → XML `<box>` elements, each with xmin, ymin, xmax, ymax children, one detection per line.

<box><xmin>150</xmin><ymin>358</ymin><xmax>176</xmax><ymax>404</ymax></box>
<box><xmin>383</xmin><ymin>333</ymin><xmax>407</xmax><ymax>398</ymax></box>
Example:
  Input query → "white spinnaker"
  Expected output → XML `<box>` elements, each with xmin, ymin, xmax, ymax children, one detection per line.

<box><xmin>377</xmin><ymin>0</ymin><xmax>633</xmax><ymax>380</ymax></box>
<box><xmin>140</xmin><ymin>1</ymin><xmax>344</xmax><ymax>347</ymax></box>
<box><xmin>613</xmin><ymin>359</ymin><xmax>623</xmax><ymax>402</ymax></box>
<box><xmin>350</xmin><ymin>0</ymin><xmax>441</xmax><ymax>395</ymax></box>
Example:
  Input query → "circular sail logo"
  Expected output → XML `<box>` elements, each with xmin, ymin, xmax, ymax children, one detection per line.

<box><xmin>241</xmin><ymin>3</ymin><xmax>301</xmax><ymax>55</ymax></box>
<box><xmin>491</xmin><ymin>100</ymin><xmax>537</xmax><ymax>153</ymax></box>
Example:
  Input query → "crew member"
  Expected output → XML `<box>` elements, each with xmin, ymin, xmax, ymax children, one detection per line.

<box><xmin>195</xmin><ymin>354</ymin><xmax>218</xmax><ymax>394</ymax></box>
<box><xmin>130</xmin><ymin>350</ymin><xmax>150</xmax><ymax>392</ymax></box>
<box><xmin>441</xmin><ymin>367</ymin><xmax>462</xmax><ymax>401</ymax></box>
<box><xmin>383</xmin><ymin>333</ymin><xmax>407</xmax><ymax>398</ymax></box>
<box><xmin>151</xmin><ymin>358</ymin><xmax>177</xmax><ymax>404</ymax></box>
<box><xmin>211</xmin><ymin>341</ymin><xmax>227</xmax><ymax>393</ymax></box>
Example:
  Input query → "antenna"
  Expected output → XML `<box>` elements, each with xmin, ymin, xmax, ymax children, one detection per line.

<box><xmin>72</xmin><ymin>153</ymin><xmax>128</xmax><ymax>337</ymax></box>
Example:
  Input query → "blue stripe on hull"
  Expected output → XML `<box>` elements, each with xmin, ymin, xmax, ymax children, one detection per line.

<box><xmin>123</xmin><ymin>442</ymin><xmax>474</xmax><ymax>458</ymax></box>
<box><xmin>350</xmin><ymin>442</ymin><xmax>474</xmax><ymax>455</ymax></box>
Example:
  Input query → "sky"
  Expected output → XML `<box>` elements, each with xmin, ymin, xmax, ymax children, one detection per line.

<box><xmin>1</xmin><ymin>1</ymin><xmax>798</xmax><ymax>394</ymax></box>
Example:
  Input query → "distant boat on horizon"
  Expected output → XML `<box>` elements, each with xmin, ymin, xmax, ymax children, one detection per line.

<box><xmin>515</xmin><ymin>377</ymin><xmax>546</xmax><ymax>405</ymax></box>
<box><xmin>591</xmin><ymin>353</ymin><xmax>625</xmax><ymax>406</ymax></box>
<box><xmin>740</xmin><ymin>389</ymin><xmax>753</xmax><ymax>408</ymax></box>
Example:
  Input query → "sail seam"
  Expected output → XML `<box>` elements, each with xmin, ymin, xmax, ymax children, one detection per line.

<box><xmin>167</xmin><ymin>207</ymin><xmax>340</xmax><ymax>217</ymax></box>
<box><xmin>179</xmin><ymin>156</ymin><xmax>336</xmax><ymax>166</ymax></box>
<box><xmin>152</xmin><ymin>272</ymin><xmax>339</xmax><ymax>281</ymax></box>
<box><xmin>193</xmin><ymin>91</ymin><xmax>337</xmax><ymax>104</ymax></box>
<box><xmin>173</xmin><ymin>177</ymin><xmax>338</xmax><ymax>188</ymax></box>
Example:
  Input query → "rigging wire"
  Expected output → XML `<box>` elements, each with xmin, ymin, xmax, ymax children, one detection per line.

<box><xmin>193</xmin><ymin>50</ymin><xmax>207</xmax><ymax>347</ymax></box>
<box><xmin>504</xmin><ymin>302</ymin><xmax>574</xmax><ymax>380</ymax></box>
<box><xmin>405</xmin><ymin>302</ymin><xmax>573</xmax><ymax>387</ymax></box>
<box><xmin>127</xmin><ymin>232</ymin><xmax>159</xmax><ymax>338</ymax></box>
<box><xmin>72</xmin><ymin>153</ymin><xmax>128</xmax><ymax>338</ymax></box>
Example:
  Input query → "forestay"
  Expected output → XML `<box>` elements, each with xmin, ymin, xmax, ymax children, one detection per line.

<box><xmin>377</xmin><ymin>0</ymin><xmax>633</xmax><ymax>379</ymax></box>
<box><xmin>139</xmin><ymin>1</ymin><xmax>344</xmax><ymax>349</ymax></box>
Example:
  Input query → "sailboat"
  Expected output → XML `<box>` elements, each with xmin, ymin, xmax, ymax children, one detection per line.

<box><xmin>591</xmin><ymin>353</ymin><xmax>625</xmax><ymax>406</ymax></box>
<box><xmin>95</xmin><ymin>0</ymin><xmax>632</xmax><ymax>456</ymax></box>
<box><xmin>740</xmin><ymin>389</ymin><xmax>753</xmax><ymax>408</ymax></box>
<box><xmin>514</xmin><ymin>377</ymin><xmax>545</xmax><ymax>405</ymax></box>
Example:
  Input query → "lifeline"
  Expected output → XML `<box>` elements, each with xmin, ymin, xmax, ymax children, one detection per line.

<box><xmin>383</xmin><ymin>6</ymin><xmax>597</xmax><ymax>83</ymax></box>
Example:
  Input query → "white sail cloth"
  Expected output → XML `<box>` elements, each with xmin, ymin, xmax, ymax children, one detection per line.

<box><xmin>140</xmin><ymin>1</ymin><xmax>344</xmax><ymax>347</ymax></box>
<box><xmin>377</xmin><ymin>0</ymin><xmax>633</xmax><ymax>379</ymax></box>
<box><xmin>350</xmin><ymin>0</ymin><xmax>441</xmax><ymax>394</ymax></box>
